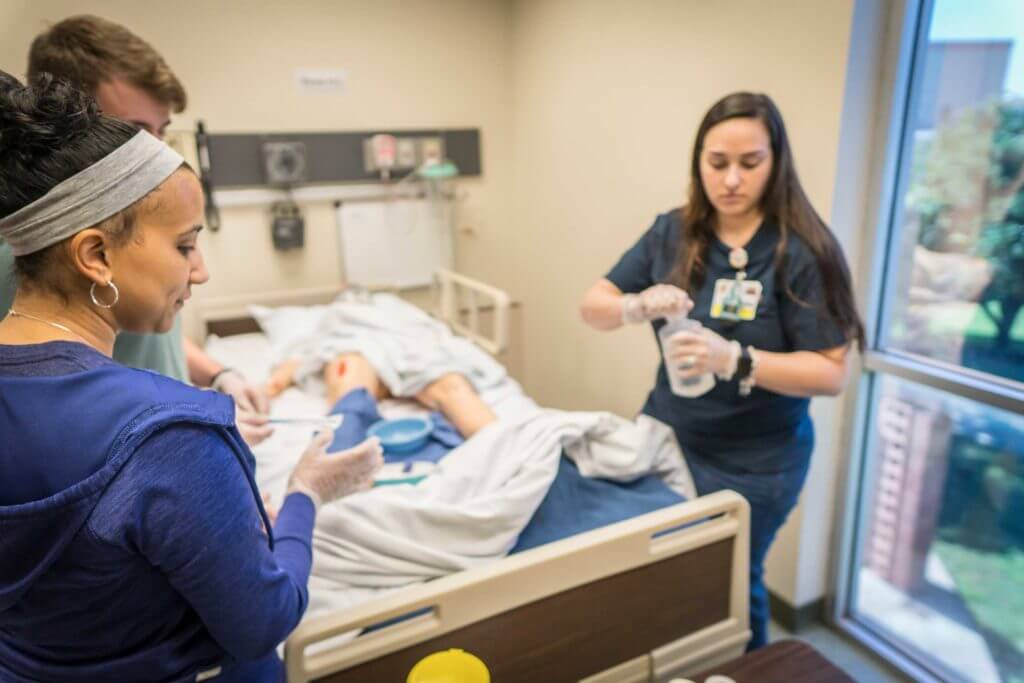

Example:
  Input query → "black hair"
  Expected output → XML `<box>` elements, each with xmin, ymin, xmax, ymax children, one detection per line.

<box><xmin>0</xmin><ymin>71</ymin><xmax>141</xmax><ymax>296</ymax></box>
<box><xmin>673</xmin><ymin>92</ymin><xmax>865</xmax><ymax>351</ymax></box>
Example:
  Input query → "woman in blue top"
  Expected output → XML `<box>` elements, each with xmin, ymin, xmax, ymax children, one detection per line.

<box><xmin>0</xmin><ymin>74</ymin><xmax>382</xmax><ymax>682</ymax></box>
<box><xmin>580</xmin><ymin>92</ymin><xmax>864</xmax><ymax>650</ymax></box>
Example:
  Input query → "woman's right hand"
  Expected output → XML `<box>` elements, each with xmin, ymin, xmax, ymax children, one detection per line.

<box><xmin>286</xmin><ymin>432</ymin><xmax>384</xmax><ymax>508</ymax></box>
<box><xmin>623</xmin><ymin>284</ymin><xmax>693</xmax><ymax>323</ymax></box>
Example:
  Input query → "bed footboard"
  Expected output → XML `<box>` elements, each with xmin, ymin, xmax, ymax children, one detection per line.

<box><xmin>285</xmin><ymin>490</ymin><xmax>750</xmax><ymax>683</ymax></box>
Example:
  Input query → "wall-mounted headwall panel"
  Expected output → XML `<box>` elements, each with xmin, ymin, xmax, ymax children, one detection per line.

<box><xmin>202</xmin><ymin>129</ymin><xmax>481</xmax><ymax>189</ymax></box>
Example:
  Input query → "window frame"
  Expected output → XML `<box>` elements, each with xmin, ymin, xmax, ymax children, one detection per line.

<box><xmin>830</xmin><ymin>0</ymin><xmax>1024</xmax><ymax>681</ymax></box>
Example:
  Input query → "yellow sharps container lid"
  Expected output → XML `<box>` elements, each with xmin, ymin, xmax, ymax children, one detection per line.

<box><xmin>406</xmin><ymin>648</ymin><xmax>490</xmax><ymax>683</ymax></box>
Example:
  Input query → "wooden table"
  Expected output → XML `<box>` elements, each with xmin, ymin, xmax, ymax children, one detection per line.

<box><xmin>687</xmin><ymin>639</ymin><xmax>856</xmax><ymax>682</ymax></box>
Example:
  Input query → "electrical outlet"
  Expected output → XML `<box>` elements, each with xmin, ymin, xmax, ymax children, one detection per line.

<box><xmin>458</xmin><ymin>202</ymin><xmax>483</xmax><ymax>236</ymax></box>
<box><xmin>396</xmin><ymin>137</ymin><xmax>418</xmax><ymax>168</ymax></box>
<box><xmin>418</xmin><ymin>137</ymin><xmax>444</xmax><ymax>165</ymax></box>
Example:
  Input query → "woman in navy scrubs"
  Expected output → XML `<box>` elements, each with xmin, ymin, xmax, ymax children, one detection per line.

<box><xmin>580</xmin><ymin>92</ymin><xmax>864</xmax><ymax>650</ymax></box>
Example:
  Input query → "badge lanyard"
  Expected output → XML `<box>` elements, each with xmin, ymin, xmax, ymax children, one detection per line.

<box><xmin>710</xmin><ymin>246</ymin><xmax>762</xmax><ymax>322</ymax></box>
<box><xmin>725</xmin><ymin>247</ymin><xmax>748</xmax><ymax>311</ymax></box>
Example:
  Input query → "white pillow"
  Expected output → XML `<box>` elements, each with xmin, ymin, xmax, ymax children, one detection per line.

<box><xmin>249</xmin><ymin>304</ymin><xmax>327</xmax><ymax>358</ymax></box>
<box><xmin>204</xmin><ymin>332</ymin><xmax>275</xmax><ymax>383</ymax></box>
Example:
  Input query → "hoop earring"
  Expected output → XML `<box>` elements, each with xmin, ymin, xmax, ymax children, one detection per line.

<box><xmin>90</xmin><ymin>280</ymin><xmax>120</xmax><ymax>309</ymax></box>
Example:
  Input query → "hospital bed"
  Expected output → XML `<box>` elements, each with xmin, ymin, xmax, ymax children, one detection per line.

<box><xmin>198</xmin><ymin>270</ymin><xmax>752</xmax><ymax>682</ymax></box>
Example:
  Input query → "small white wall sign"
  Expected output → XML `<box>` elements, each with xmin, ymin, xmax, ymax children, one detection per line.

<box><xmin>294</xmin><ymin>69</ymin><xmax>348</xmax><ymax>95</ymax></box>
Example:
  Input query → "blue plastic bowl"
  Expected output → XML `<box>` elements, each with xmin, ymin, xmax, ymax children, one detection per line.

<box><xmin>367</xmin><ymin>416</ymin><xmax>433</xmax><ymax>455</ymax></box>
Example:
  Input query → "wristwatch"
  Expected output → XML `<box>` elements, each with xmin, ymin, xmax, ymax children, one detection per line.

<box><xmin>735</xmin><ymin>346</ymin><xmax>753</xmax><ymax>382</ymax></box>
<box><xmin>737</xmin><ymin>346</ymin><xmax>759</xmax><ymax>397</ymax></box>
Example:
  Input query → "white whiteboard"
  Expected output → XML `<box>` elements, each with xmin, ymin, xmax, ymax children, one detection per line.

<box><xmin>336</xmin><ymin>198</ymin><xmax>453</xmax><ymax>289</ymax></box>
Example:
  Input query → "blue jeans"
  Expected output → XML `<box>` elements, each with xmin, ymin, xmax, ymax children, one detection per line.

<box><xmin>684</xmin><ymin>455</ymin><xmax>810</xmax><ymax>651</ymax></box>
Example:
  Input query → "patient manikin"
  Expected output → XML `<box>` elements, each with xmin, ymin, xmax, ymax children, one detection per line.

<box><xmin>266</xmin><ymin>353</ymin><xmax>497</xmax><ymax>452</ymax></box>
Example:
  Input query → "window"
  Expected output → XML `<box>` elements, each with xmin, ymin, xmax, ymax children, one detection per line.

<box><xmin>881</xmin><ymin>4</ymin><xmax>1024</xmax><ymax>384</ymax></box>
<box><xmin>852</xmin><ymin>375</ymin><xmax>1024</xmax><ymax>682</ymax></box>
<box><xmin>839</xmin><ymin>2</ymin><xmax>1024</xmax><ymax>682</ymax></box>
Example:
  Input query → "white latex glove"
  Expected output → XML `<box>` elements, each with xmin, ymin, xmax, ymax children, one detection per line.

<box><xmin>286</xmin><ymin>433</ymin><xmax>384</xmax><ymax>508</ymax></box>
<box><xmin>237</xmin><ymin>410</ymin><xmax>274</xmax><ymax>447</ymax></box>
<box><xmin>213</xmin><ymin>369</ymin><xmax>271</xmax><ymax>414</ymax></box>
<box><xmin>666</xmin><ymin>326</ymin><xmax>740</xmax><ymax>379</ymax></box>
<box><xmin>622</xmin><ymin>284</ymin><xmax>693</xmax><ymax>324</ymax></box>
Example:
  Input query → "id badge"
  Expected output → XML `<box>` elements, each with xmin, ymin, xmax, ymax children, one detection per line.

<box><xmin>710</xmin><ymin>278</ymin><xmax>763</xmax><ymax>321</ymax></box>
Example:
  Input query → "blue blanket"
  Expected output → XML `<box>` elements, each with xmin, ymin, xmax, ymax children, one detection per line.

<box><xmin>512</xmin><ymin>454</ymin><xmax>684</xmax><ymax>552</ymax></box>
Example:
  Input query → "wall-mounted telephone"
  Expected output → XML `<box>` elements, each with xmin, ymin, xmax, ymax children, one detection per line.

<box><xmin>271</xmin><ymin>200</ymin><xmax>304</xmax><ymax>251</ymax></box>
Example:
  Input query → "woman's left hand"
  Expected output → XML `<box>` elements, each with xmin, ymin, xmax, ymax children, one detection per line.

<box><xmin>666</xmin><ymin>326</ymin><xmax>740</xmax><ymax>378</ymax></box>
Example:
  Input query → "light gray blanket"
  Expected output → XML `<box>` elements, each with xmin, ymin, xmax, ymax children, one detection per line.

<box><xmin>305</xmin><ymin>409</ymin><xmax>695</xmax><ymax>618</ymax></box>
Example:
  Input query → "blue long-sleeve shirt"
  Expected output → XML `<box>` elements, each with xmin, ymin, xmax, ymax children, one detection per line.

<box><xmin>0</xmin><ymin>341</ymin><xmax>314</xmax><ymax>682</ymax></box>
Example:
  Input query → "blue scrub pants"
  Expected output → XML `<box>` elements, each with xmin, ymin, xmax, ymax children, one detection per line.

<box><xmin>684</xmin><ymin>455</ymin><xmax>810</xmax><ymax>651</ymax></box>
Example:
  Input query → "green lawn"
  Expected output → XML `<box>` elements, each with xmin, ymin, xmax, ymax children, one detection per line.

<box><xmin>923</xmin><ymin>302</ymin><xmax>1024</xmax><ymax>341</ymax></box>
<box><xmin>888</xmin><ymin>302</ymin><xmax>1024</xmax><ymax>380</ymax></box>
<box><xmin>933</xmin><ymin>539</ymin><xmax>1024</xmax><ymax>682</ymax></box>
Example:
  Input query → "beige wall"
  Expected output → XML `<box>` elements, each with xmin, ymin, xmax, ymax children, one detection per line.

<box><xmin>1</xmin><ymin>0</ymin><xmax>867</xmax><ymax>608</ymax></box>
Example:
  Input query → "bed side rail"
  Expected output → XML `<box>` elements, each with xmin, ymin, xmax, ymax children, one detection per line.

<box><xmin>285</xmin><ymin>490</ymin><xmax>749</xmax><ymax>683</ymax></box>
<box><xmin>434</xmin><ymin>268</ymin><xmax>510</xmax><ymax>355</ymax></box>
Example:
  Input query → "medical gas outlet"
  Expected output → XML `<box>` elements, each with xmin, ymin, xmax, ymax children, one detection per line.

<box><xmin>363</xmin><ymin>134</ymin><xmax>445</xmax><ymax>179</ymax></box>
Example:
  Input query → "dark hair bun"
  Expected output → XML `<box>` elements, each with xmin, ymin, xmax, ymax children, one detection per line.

<box><xmin>0</xmin><ymin>70</ymin><xmax>137</xmax><ymax>217</ymax></box>
<box><xmin>0</xmin><ymin>71</ymin><xmax>101</xmax><ymax>156</ymax></box>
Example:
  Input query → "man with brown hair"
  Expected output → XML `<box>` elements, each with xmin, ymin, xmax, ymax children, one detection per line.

<box><xmin>26</xmin><ymin>14</ymin><xmax>187</xmax><ymax>138</ymax></box>
<box><xmin>0</xmin><ymin>15</ymin><xmax>271</xmax><ymax>440</ymax></box>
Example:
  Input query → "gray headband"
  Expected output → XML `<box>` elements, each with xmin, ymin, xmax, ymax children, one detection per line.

<box><xmin>0</xmin><ymin>131</ymin><xmax>185</xmax><ymax>256</ymax></box>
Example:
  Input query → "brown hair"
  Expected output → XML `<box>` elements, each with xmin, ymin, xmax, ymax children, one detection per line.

<box><xmin>672</xmin><ymin>92</ymin><xmax>865</xmax><ymax>351</ymax></box>
<box><xmin>27</xmin><ymin>15</ymin><xmax>187</xmax><ymax>113</ymax></box>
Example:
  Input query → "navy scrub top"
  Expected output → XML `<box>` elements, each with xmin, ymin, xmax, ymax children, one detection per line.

<box><xmin>606</xmin><ymin>208</ymin><xmax>848</xmax><ymax>474</ymax></box>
